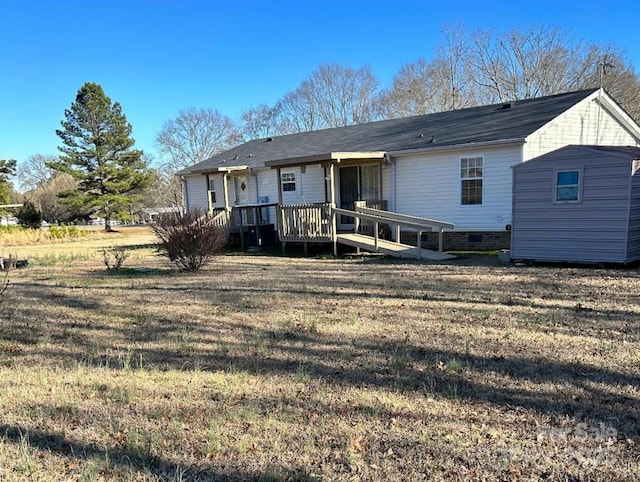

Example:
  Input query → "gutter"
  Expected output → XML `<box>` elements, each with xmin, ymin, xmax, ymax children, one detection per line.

<box><xmin>388</xmin><ymin>138</ymin><xmax>526</xmax><ymax>157</ymax></box>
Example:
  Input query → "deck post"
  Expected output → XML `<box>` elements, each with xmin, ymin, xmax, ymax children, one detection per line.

<box><xmin>395</xmin><ymin>224</ymin><xmax>400</xmax><ymax>244</ymax></box>
<box><xmin>254</xmin><ymin>206</ymin><xmax>261</xmax><ymax>250</ymax></box>
<box><xmin>417</xmin><ymin>230</ymin><xmax>422</xmax><ymax>259</ymax></box>
<box><xmin>438</xmin><ymin>228</ymin><xmax>444</xmax><ymax>253</ymax></box>
<box><xmin>239</xmin><ymin>209</ymin><xmax>246</xmax><ymax>251</ymax></box>
<box><xmin>329</xmin><ymin>164</ymin><xmax>337</xmax><ymax>256</ymax></box>
<box><xmin>374</xmin><ymin>221</ymin><xmax>379</xmax><ymax>252</ymax></box>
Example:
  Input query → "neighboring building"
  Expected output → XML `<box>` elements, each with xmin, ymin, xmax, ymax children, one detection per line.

<box><xmin>511</xmin><ymin>145</ymin><xmax>640</xmax><ymax>264</ymax></box>
<box><xmin>178</xmin><ymin>89</ymin><xmax>640</xmax><ymax>251</ymax></box>
<box><xmin>139</xmin><ymin>207</ymin><xmax>182</xmax><ymax>224</ymax></box>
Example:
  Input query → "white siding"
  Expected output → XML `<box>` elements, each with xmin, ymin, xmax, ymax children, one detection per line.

<box><xmin>184</xmin><ymin>175</ymin><xmax>208</xmax><ymax>211</ymax></box>
<box><xmin>524</xmin><ymin>97</ymin><xmax>640</xmax><ymax>160</ymax></box>
<box><xmin>393</xmin><ymin>144</ymin><xmax>521</xmax><ymax>231</ymax></box>
<box><xmin>207</xmin><ymin>174</ymin><xmax>225</xmax><ymax>209</ymax></box>
<box><xmin>278</xmin><ymin>166</ymin><xmax>327</xmax><ymax>204</ymax></box>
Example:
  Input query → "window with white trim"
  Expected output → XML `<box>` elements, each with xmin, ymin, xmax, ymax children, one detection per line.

<box><xmin>208</xmin><ymin>178</ymin><xmax>216</xmax><ymax>204</ymax></box>
<box><xmin>461</xmin><ymin>156</ymin><xmax>483</xmax><ymax>205</ymax></box>
<box><xmin>555</xmin><ymin>170</ymin><xmax>581</xmax><ymax>202</ymax></box>
<box><xmin>281</xmin><ymin>172</ymin><xmax>296</xmax><ymax>192</ymax></box>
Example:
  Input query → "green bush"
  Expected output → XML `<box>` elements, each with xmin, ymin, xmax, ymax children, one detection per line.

<box><xmin>17</xmin><ymin>201</ymin><xmax>43</xmax><ymax>229</ymax></box>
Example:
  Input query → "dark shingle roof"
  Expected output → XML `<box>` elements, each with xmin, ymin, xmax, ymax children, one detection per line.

<box><xmin>181</xmin><ymin>89</ymin><xmax>598</xmax><ymax>174</ymax></box>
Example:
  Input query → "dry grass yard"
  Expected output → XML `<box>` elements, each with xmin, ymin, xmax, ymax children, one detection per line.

<box><xmin>0</xmin><ymin>227</ymin><xmax>639</xmax><ymax>481</ymax></box>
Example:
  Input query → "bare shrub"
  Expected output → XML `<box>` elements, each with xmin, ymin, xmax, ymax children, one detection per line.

<box><xmin>101</xmin><ymin>246</ymin><xmax>129</xmax><ymax>270</ymax></box>
<box><xmin>151</xmin><ymin>208</ymin><xmax>228</xmax><ymax>272</ymax></box>
<box><xmin>0</xmin><ymin>268</ymin><xmax>8</xmax><ymax>301</ymax></box>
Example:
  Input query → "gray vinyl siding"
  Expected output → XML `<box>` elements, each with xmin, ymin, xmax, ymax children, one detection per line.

<box><xmin>512</xmin><ymin>146</ymin><xmax>634</xmax><ymax>263</ymax></box>
<box><xmin>627</xmin><ymin>161</ymin><xmax>640</xmax><ymax>261</ymax></box>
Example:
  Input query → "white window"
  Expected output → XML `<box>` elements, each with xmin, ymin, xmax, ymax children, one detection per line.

<box><xmin>281</xmin><ymin>172</ymin><xmax>296</xmax><ymax>192</ymax></box>
<box><xmin>208</xmin><ymin>178</ymin><xmax>216</xmax><ymax>204</ymax></box>
<box><xmin>554</xmin><ymin>170</ymin><xmax>582</xmax><ymax>202</ymax></box>
<box><xmin>461</xmin><ymin>156</ymin><xmax>483</xmax><ymax>205</ymax></box>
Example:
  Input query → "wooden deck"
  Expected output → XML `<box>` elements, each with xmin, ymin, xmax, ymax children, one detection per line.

<box><xmin>214</xmin><ymin>202</ymin><xmax>456</xmax><ymax>260</ymax></box>
<box><xmin>337</xmin><ymin>233</ymin><xmax>457</xmax><ymax>260</ymax></box>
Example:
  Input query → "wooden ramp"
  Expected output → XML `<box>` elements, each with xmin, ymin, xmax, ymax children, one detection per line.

<box><xmin>337</xmin><ymin>233</ymin><xmax>456</xmax><ymax>261</ymax></box>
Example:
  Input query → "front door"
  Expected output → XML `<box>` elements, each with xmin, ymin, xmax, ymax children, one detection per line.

<box><xmin>339</xmin><ymin>166</ymin><xmax>359</xmax><ymax>226</ymax></box>
<box><xmin>234</xmin><ymin>175</ymin><xmax>249</xmax><ymax>205</ymax></box>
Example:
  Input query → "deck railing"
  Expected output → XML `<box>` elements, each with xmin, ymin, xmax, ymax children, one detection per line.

<box><xmin>278</xmin><ymin>203</ymin><xmax>334</xmax><ymax>242</ymax></box>
<box><xmin>351</xmin><ymin>205</ymin><xmax>455</xmax><ymax>254</ymax></box>
<box><xmin>210</xmin><ymin>208</ymin><xmax>230</xmax><ymax>226</ymax></box>
<box><xmin>210</xmin><ymin>204</ymin><xmax>277</xmax><ymax>231</ymax></box>
<box><xmin>354</xmin><ymin>200</ymin><xmax>388</xmax><ymax>236</ymax></box>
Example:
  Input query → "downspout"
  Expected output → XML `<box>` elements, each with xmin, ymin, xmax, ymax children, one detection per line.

<box><xmin>250</xmin><ymin>168</ymin><xmax>260</xmax><ymax>201</ymax></box>
<box><xmin>181</xmin><ymin>176</ymin><xmax>189</xmax><ymax>212</ymax></box>
<box><xmin>385</xmin><ymin>153</ymin><xmax>396</xmax><ymax>212</ymax></box>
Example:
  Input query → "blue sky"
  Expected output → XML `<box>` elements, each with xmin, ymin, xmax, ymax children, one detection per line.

<box><xmin>1</xmin><ymin>0</ymin><xmax>639</xmax><ymax>176</ymax></box>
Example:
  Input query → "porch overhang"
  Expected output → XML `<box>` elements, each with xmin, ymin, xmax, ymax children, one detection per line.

<box><xmin>265</xmin><ymin>151</ymin><xmax>386</xmax><ymax>168</ymax></box>
<box><xmin>191</xmin><ymin>165</ymin><xmax>250</xmax><ymax>175</ymax></box>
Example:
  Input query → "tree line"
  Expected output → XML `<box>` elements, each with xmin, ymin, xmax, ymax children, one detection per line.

<box><xmin>4</xmin><ymin>24</ymin><xmax>640</xmax><ymax>228</ymax></box>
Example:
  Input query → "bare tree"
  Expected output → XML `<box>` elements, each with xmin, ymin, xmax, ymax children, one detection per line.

<box><xmin>276</xmin><ymin>80</ymin><xmax>324</xmax><ymax>133</ymax></box>
<box><xmin>16</xmin><ymin>154</ymin><xmax>59</xmax><ymax>192</ymax></box>
<box><xmin>379</xmin><ymin>24</ymin><xmax>640</xmax><ymax>125</ymax></box>
<box><xmin>310</xmin><ymin>63</ymin><xmax>380</xmax><ymax>127</ymax></box>
<box><xmin>26</xmin><ymin>172</ymin><xmax>76</xmax><ymax>222</ymax></box>
<box><xmin>156</xmin><ymin>108</ymin><xmax>240</xmax><ymax>173</ymax></box>
<box><xmin>431</xmin><ymin>25</ymin><xmax>479</xmax><ymax>110</ymax></box>
<box><xmin>469</xmin><ymin>25</ymin><xmax>600</xmax><ymax>102</ymax></box>
<box><xmin>378</xmin><ymin>59</ymin><xmax>436</xmax><ymax>118</ymax></box>
<box><xmin>378</xmin><ymin>26</ymin><xmax>478</xmax><ymax>118</ymax></box>
<box><xmin>577</xmin><ymin>48</ymin><xmax>640</xmax><ymax>121</ymax></box>
<box><xmin>276</xmin><ymin>63</ymin><xmax>380</xmax><ymax>133</ymax></box>
<box><xmin>241</xmin><ymin>104</ymin><xmax>283</xmax><ymax>140</ymax></box>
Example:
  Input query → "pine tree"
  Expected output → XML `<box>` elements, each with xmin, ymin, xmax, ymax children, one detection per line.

<box><xmin>49</xmin><ymin>82</ymin><xmax>152</xmax><ymax>230</ymax></box>
<box><xmin>0</xmin><ymin>159</ymin><xmax>17</xmax><ymax>206</ymax></box>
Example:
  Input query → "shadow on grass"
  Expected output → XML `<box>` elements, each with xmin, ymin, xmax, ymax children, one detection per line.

<box><xmin>5</xmin><ymin>257</ymin><xmax>640</xmax><ymax>440</ymax></box>
<box><xmin>0</xmin><ymin>423</ymin><xmax>320</xmax><ymax>481</ymax></box>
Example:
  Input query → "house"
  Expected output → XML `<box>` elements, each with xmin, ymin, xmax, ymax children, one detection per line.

<box><xmin>139</xmin><ymin>206</ymin><xmax>182</xmax><ymax>224</ymax></box>
<box><xmin>511</xmin><ymin>145</ymin><xmax>640</xmax><ymax>264</ymax></box>
<box><xmin>178</xmin><ymin>88</ymin><xmax>640</xmax><ymax>254</ymax></box>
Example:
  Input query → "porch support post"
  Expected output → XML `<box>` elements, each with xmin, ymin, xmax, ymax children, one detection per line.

<box><xmin>276</xmin><ymin>167</ymin><xmax>284</xmax><ymax>252</ymax></box>
<box><xmin>206</xmin><ymin>174</ymin><xmax>212</xmax><ymax>213</ymax></box>
<box><xmin>378</xmin><ymin>161</ymin><xmax>383</xmax><ymax>209</ymax></box>
<box><xmin>417</xmin><ymin>230</ymin><xmax>422</xmax><ymax>260</ymax></box>
<box><xmin>222</xmin><ymin>173</ymin><xmax>230</xmax><ymax>211</ymax></box>
<box><xmin>395</xmin><ymin>225</ymin><xmax>400</xmax><ymax>244</ymax></box>
<box><xmin>329</xmin><ymin>163</ymin><xmax>337</xmax><ymax>256</ymax></box>
<box><xmin>276</xmin><ymin>167</ymin><xmax>283</xmax><ymax>205</ymax></box>
<box><xmin>438</xmin><ymin>228</ymin><xmax>444</xmax><ymax>253</ymax></box>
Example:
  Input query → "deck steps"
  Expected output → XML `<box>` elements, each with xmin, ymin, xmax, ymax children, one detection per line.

<box><xmin>336</xmin><ymin>233</ymin><xmax>456</xmax><ymax>261</ymax></box>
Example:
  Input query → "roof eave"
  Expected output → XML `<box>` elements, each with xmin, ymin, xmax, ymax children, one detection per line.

<box><xmin>180</xmin><ymin>165</ymin><xmax>251</xmax><ymax>176</ymax></box>
<box><xmin>388</xmin><ymin>138</ymin><xmax>526</xmax><ymax>157</ymax></box>
<box><xmin>265</xmin><ymin>151</ymin><xmax>386</xmax><ymax>168</ymax></box>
